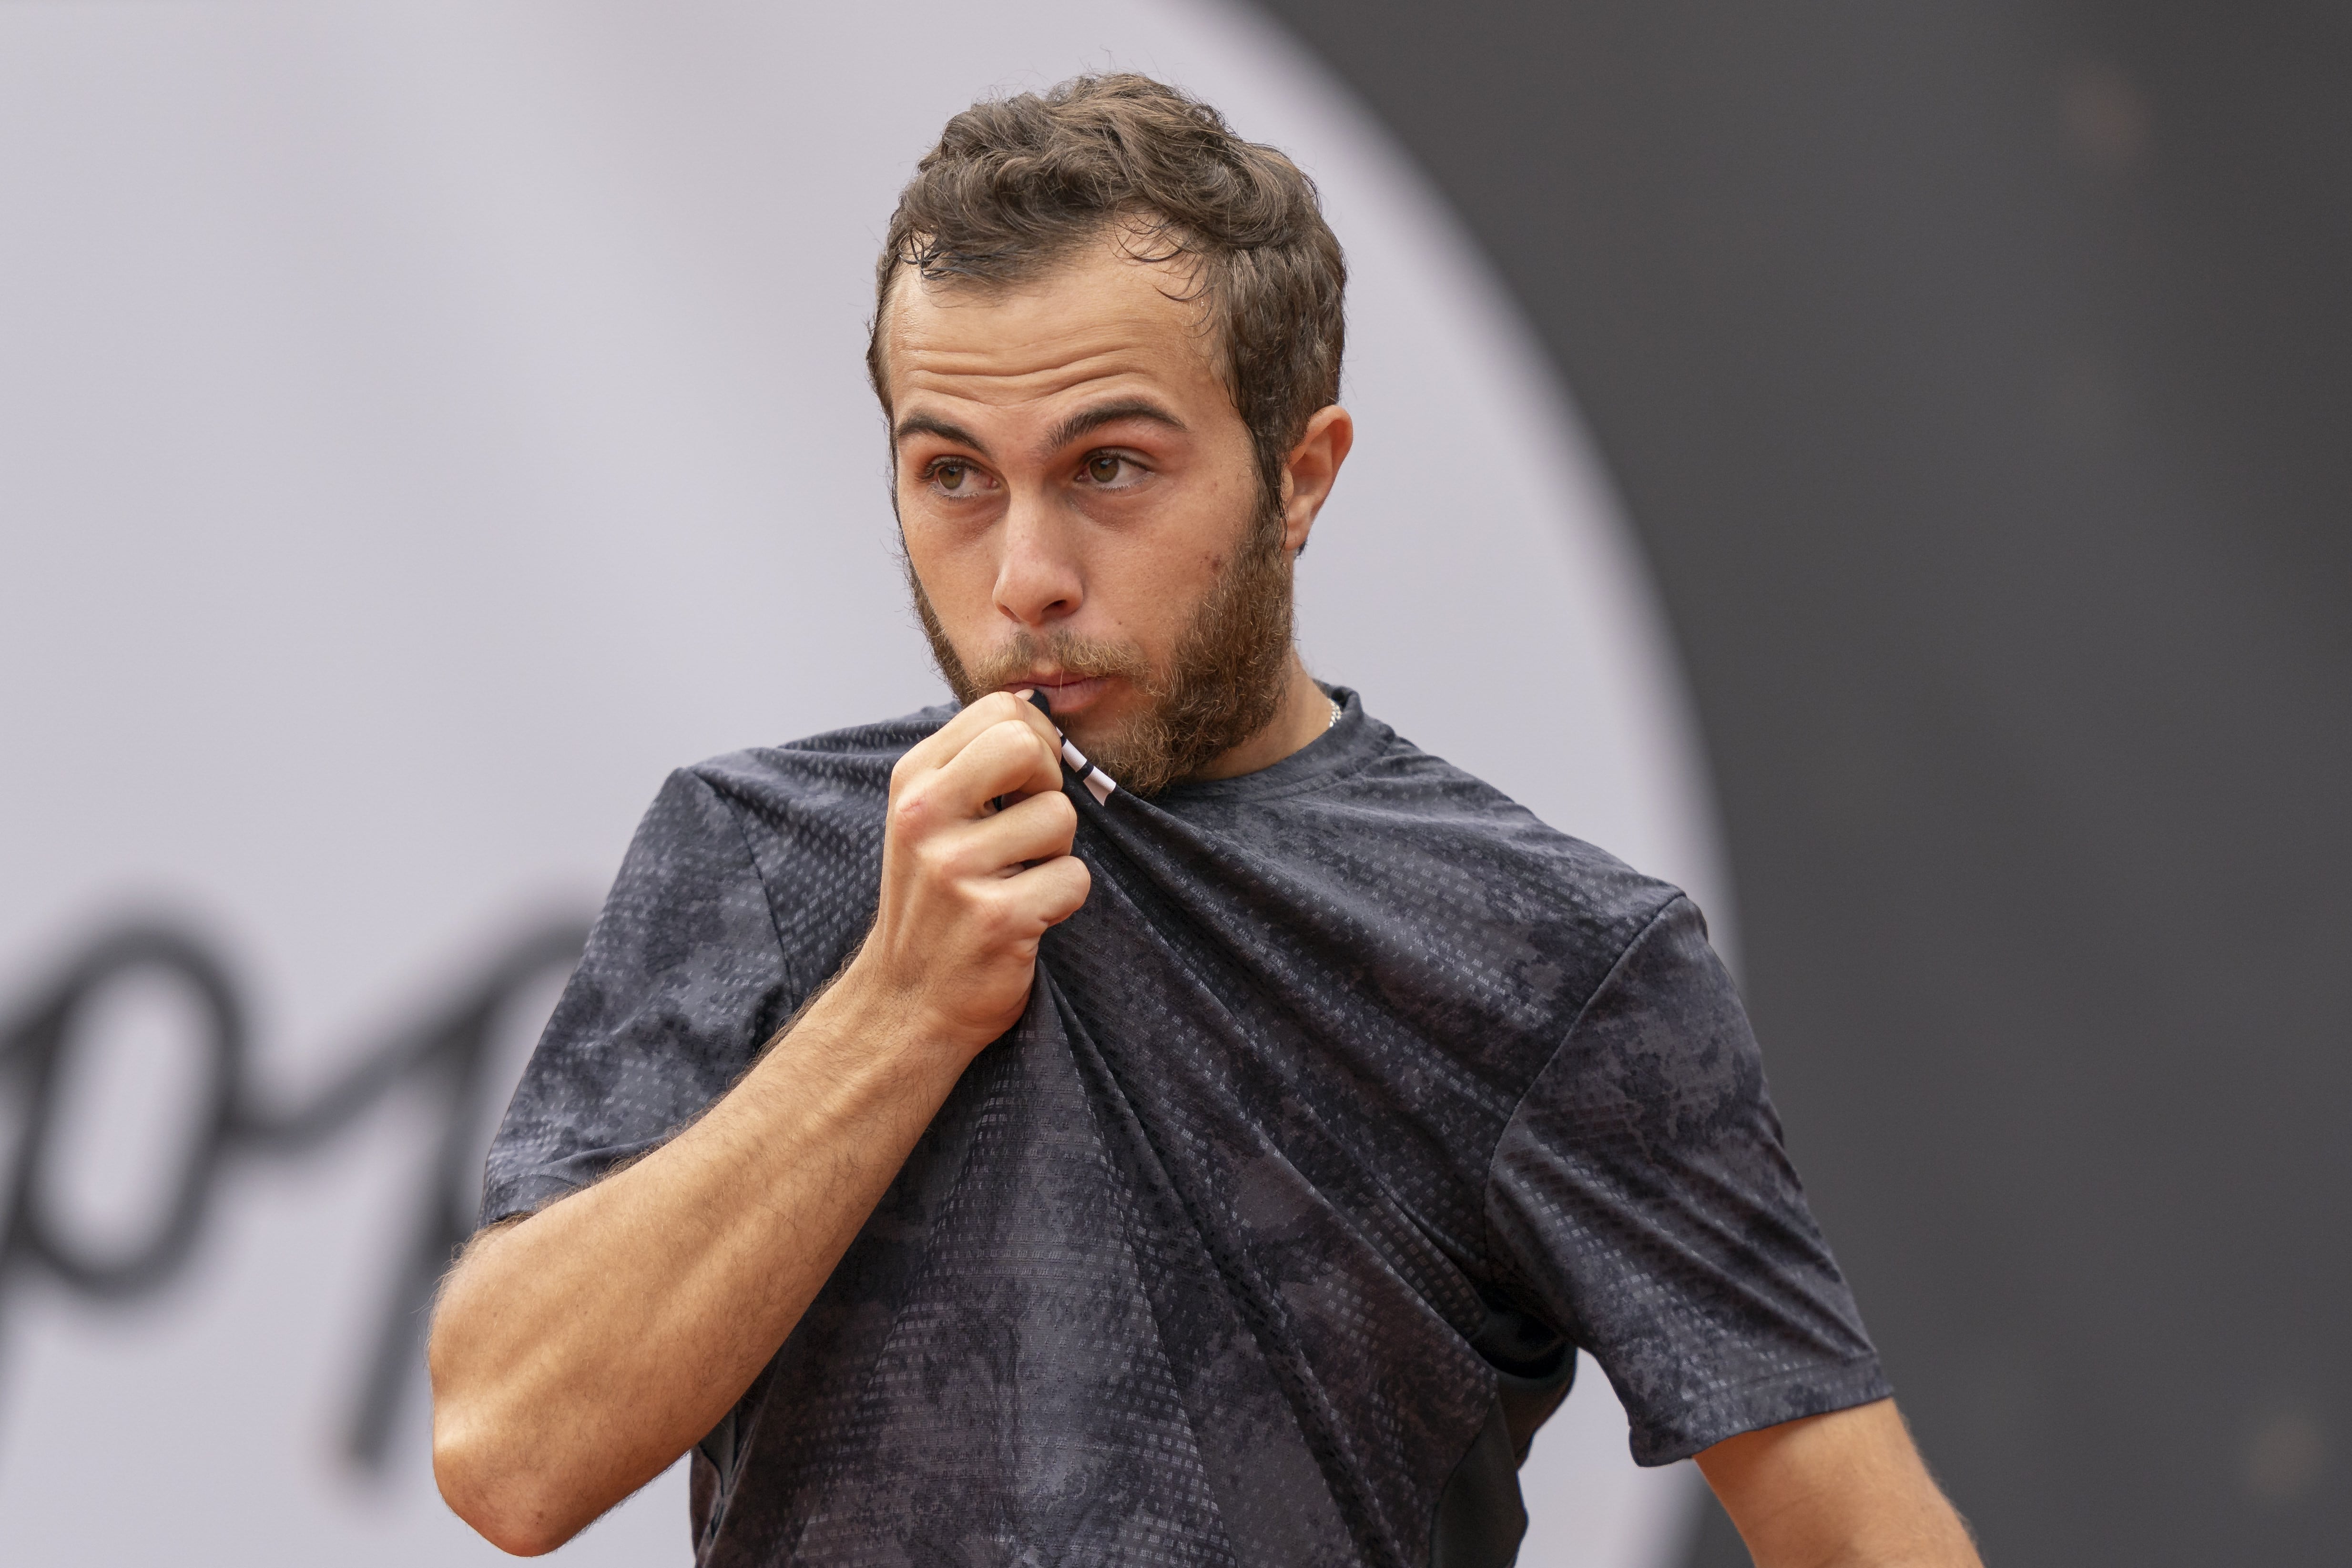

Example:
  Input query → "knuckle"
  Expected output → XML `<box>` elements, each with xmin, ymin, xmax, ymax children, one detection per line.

<box><xmin>976</xmin><ymin>891</ymin><xmax>1024</xmax><ymax>941</ymax></box>
<box><xmin>891</xmin><ymin>781</ymin><xmax>939</xmax><ymax>829</ymax></box>
<box><xmin>910</xmin><ymin>837</ymin><xmax>955</xmax><ymax>881</ymax></box>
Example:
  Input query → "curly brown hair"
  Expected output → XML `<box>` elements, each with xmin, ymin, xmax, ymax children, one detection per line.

<box><xmin>867</xmin><ymin>73</ymin><xmax>1346</xmax><ymax>507</ymax></box>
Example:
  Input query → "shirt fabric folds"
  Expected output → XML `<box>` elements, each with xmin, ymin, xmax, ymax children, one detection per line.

<box><xmin>483</xmin><ymin>689</ymin><xmax>1888</xmax><ymax>1568</ymax></box>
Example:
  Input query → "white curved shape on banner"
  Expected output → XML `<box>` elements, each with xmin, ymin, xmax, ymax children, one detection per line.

<box><xmin>0</xmin><ymin>2</ymin><xmax>1720</xmax><ymax>1563</ymax></box>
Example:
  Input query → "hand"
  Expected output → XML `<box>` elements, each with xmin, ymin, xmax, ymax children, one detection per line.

<box><xmin>429</xmin><ymin>692</ymin><xmax>1089</xmax><ymax>1557</ymax></box>
<box><xmin>839</xmin><ymin>690</ymin><xmax>1091</xmax><ymax>1059</ymax></box>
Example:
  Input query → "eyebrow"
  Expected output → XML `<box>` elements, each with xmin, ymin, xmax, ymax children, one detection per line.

<box><xmin>892</xmin><ymin>412</ymin><xmax>990</xmax><ymax>455</ymax></box>
<box><xmin>891</xmin><ymin>397</ymin><xmax>1190</xmax><ymax>463</ymax></box>
<box><xmin>1039</xmin><ymin>398</ymin><xmax>1187</xmax><ymax>457</ymax></box>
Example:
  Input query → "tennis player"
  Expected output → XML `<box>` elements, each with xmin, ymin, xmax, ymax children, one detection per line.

<box><xmin>429</xmin><ymin>73</ymin><xmax>1979</xmax><ymax>1568</ymax></box>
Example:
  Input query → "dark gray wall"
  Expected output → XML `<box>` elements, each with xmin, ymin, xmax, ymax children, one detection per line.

<box><xmin>1253</xmin><ymin>2</ymin><xmax>2352</xmax><ymax>1562</ymax></box>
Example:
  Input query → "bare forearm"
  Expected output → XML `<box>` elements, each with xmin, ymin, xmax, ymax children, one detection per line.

<box><xmin>427</xmin><ymin>976</ymin><xmax>966</xmax><ymax>1555</ymax></box>
<box><xmin>429</xmin><ymin>694</ymin><xmax>1084</xmax><ymax>1555</ymax></box>
<box><xmin>1698</xmin><ymin>1401</ymin><xmax>1981</xmax><ymax>1568</ymax></box>
<box><xmin>1766</xmin><ymin>1516</ymin><xmax>1979</xmax><ymax>1568</ymax></box>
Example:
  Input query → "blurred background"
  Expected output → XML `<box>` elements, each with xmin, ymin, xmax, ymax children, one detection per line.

<box><xmin>1</xmin><ymin>1</ymin><xmax>2344</xmax><ymax>1565</ymax></box>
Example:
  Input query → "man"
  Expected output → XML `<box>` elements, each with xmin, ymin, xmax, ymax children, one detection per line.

<box><xmin>429</xmin><ymin>74</ymin><xmax>1980</xmax><ymax>1568</ymax></box>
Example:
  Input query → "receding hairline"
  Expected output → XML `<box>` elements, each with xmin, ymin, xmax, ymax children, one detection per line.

<box><xmin>866</xmin><ymin>72</ymin><xmax>1344</xmax><ymax>505</ymax></box>
<box><xmin>869</xmin><ymin>219</ymin><xmax>1228</xmax><ymax>414</ymax></box>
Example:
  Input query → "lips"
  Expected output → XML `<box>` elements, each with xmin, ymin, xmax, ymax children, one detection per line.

<box><xmin>998</xmin><ymin>674</ymin><xmax>1113</xmax><ymax>715</ymax></box>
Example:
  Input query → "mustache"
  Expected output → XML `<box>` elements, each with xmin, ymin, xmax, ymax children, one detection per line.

<box><xmin>959</xmin><ymin>630</ymin><xmax>1153</xmax><ymax>695</ymax></box>
<box><xmin>904</xmin><ymin>507</ymin><xmax>1294</xmax><ymax>796</ymax></box>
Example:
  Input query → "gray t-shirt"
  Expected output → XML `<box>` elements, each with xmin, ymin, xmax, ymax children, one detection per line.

<box><xmin>483</xmin><ymin>689</ymin><xmax>1887</xmax><ymax>1568</ymax></box>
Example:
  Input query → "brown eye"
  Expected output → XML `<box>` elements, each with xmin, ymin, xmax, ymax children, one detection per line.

<box><xmin>1086</xmin><ymin>453</ymin><xmax>1122</xmax><ymax>484</ymax></box>
<box><xmin>936</xmin><ymin>462</ymin><xmax>966</xmax><ymax>491</ymax></box>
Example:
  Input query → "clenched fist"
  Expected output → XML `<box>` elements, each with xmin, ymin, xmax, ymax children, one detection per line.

<box><xmin>834</xmin><ymin>690</ymin><xmax>1092</xmax><ymax>1062</ymax></box>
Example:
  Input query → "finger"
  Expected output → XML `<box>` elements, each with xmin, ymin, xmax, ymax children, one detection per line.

<box><xmin>892</xmin><ymin>690</ymin><xmax>1027</xmax><ymax>782</ymax></box>
<box><xmin>930</xmin><ymin>717</ymin><xmax>1063</xmax><ymax>814</ymax></box>
<box><xmin>950</xmin><ymin>691</ymin><xmax>1067</xmax><ymax>801</ymax></box>
<box><xmin>969</xmin><ymin>851</ymin><xmax>1086</xmax><ymax>940</ymax></box>
<box><xmin>888</xmin><ymin>721</ymin><xmax>1059</xmax><ymax>842</ymax></box>
<box><xmin>897</xmin><ymin>690</ymin><xmax>1059</xmax><ymax>782</ymax></box>
<box><xmin>988</xmin><ymin>694</ymin><xmax>1072</xmax><ymax>810</ymax></box>
<box><xmin>940</xmin><ymin>788</ymin><xmax>1078</xmax><ymax>876</ymax></box>
<box><xmin>1000</xmin><ymin>853</ymin><xmax>1091</xmax><ymax>929</ymax></box>
<box><xmin>1005</xmin><ymin>689</ymin><xmax>1065</xmax><ymax>754</ymax></box>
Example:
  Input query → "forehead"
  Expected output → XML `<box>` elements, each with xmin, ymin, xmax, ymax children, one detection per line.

<box><xmin>881</xmin><ymin>241</ymin><xmax>1228</xmax><ymax>417</ymax></box>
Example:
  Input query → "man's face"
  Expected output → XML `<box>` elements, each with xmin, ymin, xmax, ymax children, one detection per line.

<box><xmin>882</xmin><ymin>236</ymin><xmax>1294</xmax><ymax>795</ymax></box>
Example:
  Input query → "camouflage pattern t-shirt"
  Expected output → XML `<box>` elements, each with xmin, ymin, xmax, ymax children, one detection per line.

<box><xmin>483</xmin><ymin>689</ymin><xmax>1888</xmax><ymax>1568</ymax></box>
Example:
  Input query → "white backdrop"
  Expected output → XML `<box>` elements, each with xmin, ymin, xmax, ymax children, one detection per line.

<box><xmin>0</xmin><ymin>1</ymin><xmax>1725</xmax><ymax>1562</ymax></box>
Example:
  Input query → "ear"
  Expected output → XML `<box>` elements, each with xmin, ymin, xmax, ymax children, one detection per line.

<box><xmin>1278</xmin><ymin>405</ymin><xmax>1354</xmax><ymax>555</ymax></box>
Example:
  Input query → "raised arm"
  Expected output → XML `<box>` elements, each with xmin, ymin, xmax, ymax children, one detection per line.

<box><xmin>1696</xmin><ymin>1398</ymin><xmax>1982</xmax><ymax>1568</ymax></box>
<box><xmin>426</xmin><ymin>692</ymin><xmax>1086</xmax><ymax>1556</ymax></box>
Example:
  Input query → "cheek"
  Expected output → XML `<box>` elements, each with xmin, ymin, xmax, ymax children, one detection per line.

<box><xmin>1088</xmin><ymin>516</ymin><xmax>1232</xmax><ymax>644</ymax></box>
<box><xmin>901</xmin><ymin>527</ymin><xmax>996</xmax><ymax>628</ymax></box>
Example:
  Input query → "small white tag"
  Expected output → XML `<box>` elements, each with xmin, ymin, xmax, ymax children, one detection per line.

<box><xmin>1059</xmin><ymin>737</ymin><xmax>1118</xmax><ymax>803</ymax></box>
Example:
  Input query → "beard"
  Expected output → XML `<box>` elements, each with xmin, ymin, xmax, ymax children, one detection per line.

<box><xmin>909</xmin><ymin>500</ymin><xmax>1296</xmax><ymax>798</ymax></box>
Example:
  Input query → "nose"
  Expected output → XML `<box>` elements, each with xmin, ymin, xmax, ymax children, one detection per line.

<box><xmin>991</xmin><ymin>489</ymin><xmax>1083</xmax><ymax>631</ymax></box>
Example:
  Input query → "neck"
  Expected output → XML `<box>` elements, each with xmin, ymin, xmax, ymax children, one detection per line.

<box><xmin>1189</xmin><ymin>654</ymin><xmax>1333</xmax><ymax>783</ymax></box>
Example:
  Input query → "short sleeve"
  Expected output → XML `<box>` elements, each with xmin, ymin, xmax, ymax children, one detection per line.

<box><xmin>481</xmin><ymin>769</ymin><xmax>793</xmax><ymax>1226</ymax></box>
<box><xmin>1485</xmin><ymin>896</ymin><xmax>1890</xmax><ymax>1464</ymax></box>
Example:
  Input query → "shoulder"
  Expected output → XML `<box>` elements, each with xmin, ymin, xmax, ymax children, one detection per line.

<box><xmin>1152</xmin><ymin>702</ymin><xmax>1695</xmax><ymax>1048</ymax></box>
<box><xmin>607</xmin><ymin>703</ymin><xmax>951</xmax><ymax>906</ymax></box>
<box><xmin>1312</xmin><ymin>716</ymin><xmax>1692</xmax><ymax>981</ymax></box>
<box><xmin>576</xmin><ymin>703</ymin><xmax>956</xmax><ymax>1018</ymax></box>
<box><xmin>678</xmin><ymin>703</ymin><xmax>952</xmax><ymax>831</ymax></box>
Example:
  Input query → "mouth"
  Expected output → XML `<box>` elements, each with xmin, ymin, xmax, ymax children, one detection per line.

<box><xmin>997</xmin><ymin>673</ymin><xmax>1114</xmax><ymax>717</ymax></box>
